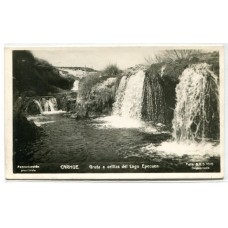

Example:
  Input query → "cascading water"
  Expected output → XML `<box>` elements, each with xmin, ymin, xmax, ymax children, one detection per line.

<box><xmin>172</xmin><ymin>63</ymin><xmax>220</xmax><ymax>142</ymax></box>
<box><xmin>26</xmin><ymin>97</ymin><xmax>66</xmax><ymax>127</ymax></box>
<box><xmin>33</xmin><ymin>100</ymin><xmax>43</xmax><ymax>113</ymax></box>
<box><xmin>114</xmin><ymin>70</ymin><xmax>145</xmax><ymax>119</ymax></box>
<box><xmin>43</xmin><ymin>98</ymin><xmax>58</xmax><ymax>112</ymax></box>
<box><xmin>96</xmin><ymin>70</ymin><xmax>146</xmax><ymax>129</ymax></box>
<box><xmin>32</xmin><ymin>97</ymin><xmax>65</xmax><ymax>115</ymax></box>
<box><xmin>137</xmin><ymin>63</ymin><xmax>220</xmax><ymax>158</ymax></box>
<box><xmin>50</xmin><ymin>98</ymin><xmax>58</xmax><ymax>111</ymax></box>
<box><xmin>47</xmin><ymin>100</ymin><xmax>55</xmax><ymax>111</ymax></box>
<box><xmin>72</xmin><ymin>80</ymin><xmax>79</xmax><ymax>91</ymax></box>
<box><xmin>44</xmin><ymin>100</ymin><xmax>50</xmax><ymax>111</ymax></box>
<box><xmin>112</xmin><ymin>76</ymin><xmax>129</xmax><ymax>116</ymax></box>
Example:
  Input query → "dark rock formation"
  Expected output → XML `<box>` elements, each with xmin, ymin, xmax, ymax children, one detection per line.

<box><xmin>13</xmin><ymin>50</ymin><xmax>74</xmax><ymax>98</ymax></box>
<box><xmin>13</xmin><ymin>97</ymin><xmax>41</xmax><ymax>142</ymax></box>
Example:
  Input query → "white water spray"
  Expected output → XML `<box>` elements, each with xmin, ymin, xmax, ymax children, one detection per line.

<box><xmin>33</xmin><ymin>100</ymin><xmax>43</xmax><ymax>113</ymax></box>
<box><xmin>112</xmin><ymin>76</ymin><xmax>129</xmax><ymax>116</ymax></box>
<box><xmin>113</xmin><ymin>70</ymin><xmax>145</xmax><ymax>119</ymax></box>
<box><xmin>97</xmin><ymin>70</ymin><xmax>146</xmax><ymax>129</ymax></box>
<box><xmin>32</xmin><ymin>97</ymin><xmax>66</xmax><ymax>115</ymax></box>
<box><xmin>172</xmin><ymin>63</ymin><xmax>219</xmax><ymax>142</ymax></box>
<box><xmin>72</xmin><ymin>80</ymin><xmax>79</xmax><ymax>91</ymax></box>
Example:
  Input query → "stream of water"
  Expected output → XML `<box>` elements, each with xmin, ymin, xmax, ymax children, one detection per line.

<box><xmin>14</xmin><ymin>64</ymin><xmax>220</xmax><ymax>173</ymax></box>
<box><xmin>14</xmin><ymin>114</ymin><xmax>220</xmax><ymax>173</ymax></box>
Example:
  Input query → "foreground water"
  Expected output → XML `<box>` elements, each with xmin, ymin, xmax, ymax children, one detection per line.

<box><xmin>14</xmin><ymin>114</ymin><xmax>220</xmax><ymax>173</ymax></box>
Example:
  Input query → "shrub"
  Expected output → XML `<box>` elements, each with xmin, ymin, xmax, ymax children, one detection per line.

<box><xmin>144</xmin><ymin>49</ymin><xmax>203</xmax><ymax>66</ymax></box>
<box><xmin>77</xmin><ymin>73</ymin><xmax>100</xmax><ymax>102</ymax></box>
<box><xmin>144</xmin><ymin>50</ymin><xmax>219</xmax><ymax>76</ymax></box>
<box><xmin>13</xmin><ymin>51</ymin><xmax>75</xmax><ymax>97</ymax></box>
<box><xmin>102</xmin><ymin>64</ymin><xmax>122</xmax><ymax>77</ymax></box>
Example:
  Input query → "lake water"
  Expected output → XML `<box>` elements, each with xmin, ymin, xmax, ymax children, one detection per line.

<box><xmin>14</xmin><ymin>114</ymin><xmax>220</xmax><ymax>173</ymax></box>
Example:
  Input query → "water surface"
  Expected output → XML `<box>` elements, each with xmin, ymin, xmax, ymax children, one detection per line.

<box><xmin>14</xmin><ymin>114</ymin><xmax>220</xmax><ymax>173</ymax></box>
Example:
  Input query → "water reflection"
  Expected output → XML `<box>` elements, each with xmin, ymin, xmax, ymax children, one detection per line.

<box><xmin>14</xmin><ymin>114</ymin><xmax>220</xmax><ymax>172</ymax></box>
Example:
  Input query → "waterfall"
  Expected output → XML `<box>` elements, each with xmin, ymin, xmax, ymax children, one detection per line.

<box><xmin>41</xmin><ymin>97</ymin><xmax>58</xmax><ymax>112</ymax></box>
<box><xmin>72</xmin><ymin>80</ymin><xmax>79</xmax><ymax>91</ymax></box>
<box><xmin>44</xmin><ymin>100</ymin><xmax>50</xmax><ymax>111</ymax></box>
<box><xmin>32</xmin><ymin>97</ymin><xmax>66</xmax><ymax>115</ymax></box>
<box><xmin>42</xmin><ymin>97</ymin><xmax>58</xmax><ymax>112</ymax></box>
<box><xmin>47</xmin><ymin>100</ymin><xmax>55</xmax><ymax>111</ymax></box>
<box><xmin>172</xmin><ymin>63</ymin><xmax>220</xmax><ymax>142</ymax></box>
<box><xmin>49</xmin><ymin>98</ymin><xmax>58</xmax><ymax>111</ymax></box>
<box><xmin>97</xmin><ymin>70</ymin><xmax>146</xmax><ymax>129</ymax></box>
<box><xmin>113</xmin><ymin>70</ymin><xmax>145</xmax><ymax>119</ymax></box>
<box><xmin>33</xmin><ymin>100</ymin><xmax>43</xmax><ymax>113</ymax></box>
<box><xmin>112</xmin><ymin>76</ymin><xmax>129</xmax><ymax>116</ymax></box>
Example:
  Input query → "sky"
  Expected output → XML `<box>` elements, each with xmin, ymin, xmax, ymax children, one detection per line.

<box><xmin>31</xmin><ymin>47</ymin><xmax>160</xmax><ymax>70</ymax></box>
<box><xmin>31</xmin><ymin>46</ymin><xmax>219</xmax><ymax>71</ymax></box>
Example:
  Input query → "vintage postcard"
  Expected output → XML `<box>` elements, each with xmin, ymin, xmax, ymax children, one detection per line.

<box><xmin>5</xmin><ymin>45</ymin><xmax>224</xmax><ymax>179</ymax></box>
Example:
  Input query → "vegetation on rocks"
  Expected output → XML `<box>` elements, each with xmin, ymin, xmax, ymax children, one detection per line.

<box><xmin>13</xmin><ymin>50</ymin><xmax>74</xmax><ymax>99</ymax></box>
<box><xmin>13</xmin><ymin>51</ymin><xmax>75</xmax><ymax>143</ymax></box>
<box><xmin>101</xmin><ymin>64</ymin><xmax>122</xmax><ymax>78</ymax></box>
<box><xmin>140</xmin><ymin>50</ymin><xmax>220</xmax><ymax>129</ymax></box>
<box><xmin>13</xmin><ymin>50</ymin><xmax>220</xmax><ymax>131</ymax></box>
<box><xmin>76</xmin><ymin>65</ymin><xmax>122</xmax><ymax>117</ymax></box>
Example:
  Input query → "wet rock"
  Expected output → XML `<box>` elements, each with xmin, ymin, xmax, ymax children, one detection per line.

<box><xmin>13</xmin><ymin>111</ymin><xmax>41</xmax><ymax>142</ymax></box>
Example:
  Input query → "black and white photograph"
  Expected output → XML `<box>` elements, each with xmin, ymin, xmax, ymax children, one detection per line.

<box><xmin>5</xmin><ymin>45</ymin><xmax>224</xmax><ymax>179</ymax></box>
<box><xmin>2</xmin><ymin>1</ymin><xmax>228</xmax><ymax>228</ymax></box>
